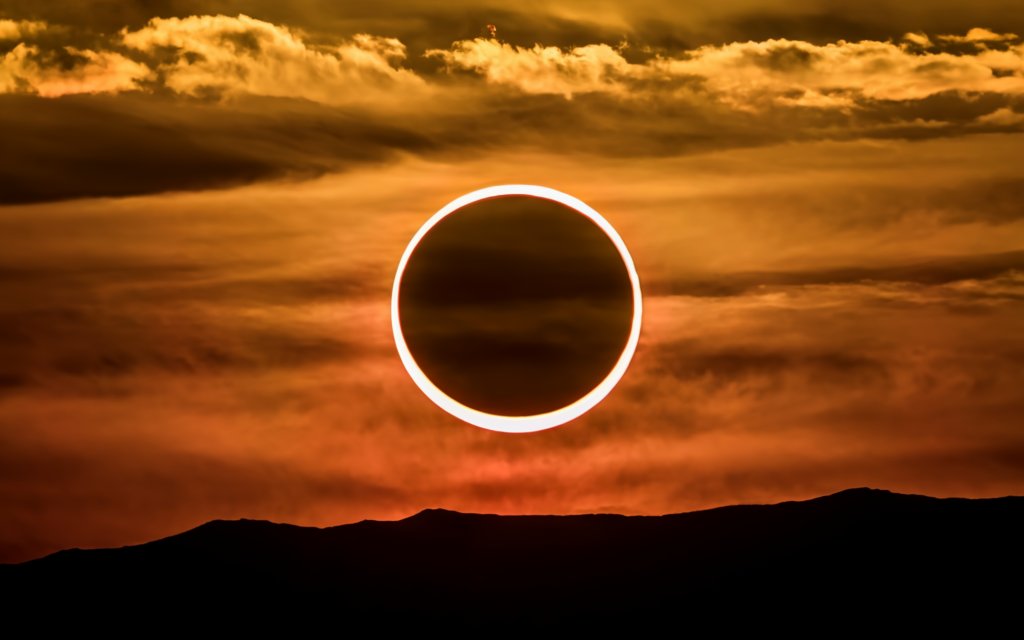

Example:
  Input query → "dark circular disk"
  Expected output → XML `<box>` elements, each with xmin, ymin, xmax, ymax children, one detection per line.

<box><xmin>397</xmin><ymin>194</ymin><xmax>634</xmax><ymax>416</ymax></box>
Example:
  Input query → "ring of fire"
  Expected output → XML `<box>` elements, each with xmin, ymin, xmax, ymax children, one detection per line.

<box><xmin>391</xmin><ymin>185</ymin><xmax>643</xmax><ymax>433</ymax></box>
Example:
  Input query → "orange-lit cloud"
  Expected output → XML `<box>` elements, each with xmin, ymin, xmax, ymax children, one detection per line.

<box><xmin>121</xmin><ymin>15</ymin><xmax>426</xmax><ymax>105</ymax></box>
<box><xmin>428</xmin><ymin>40</ymin><xmax>635</xmax><ymax>98</ymax></box>
<box><xmin>0</xmin><ymin>14</ymin><xmax>425</xmax><ymax>102</ymax></box>
<box><xmin>2</xmin><ymin>17</ymin><xmax>1021</xmax><ymax>205</ymax></box>
<box><xmin>0</xmin><ymin>19</ymin><xmax>45</xmax><ymax>40</ymax></box>
<box><xmin>3</xmin><ymin>15</ymin><xmax>1022</xmax><ymax>112</ymax></box>
<box><xmin>936</xmin><ymin>27</ymin><xmax>1019</xmax><ymax>43</ymax></box>
<box><xmin>0</xmin><ymin>24</ymin><xmax>150</xmax><ymax>97</ymax></box>
<box><xmin>976</xmin><ymin>106</ymin><xmax>1024</xmax><ymax>125</ymax></box>
<box><xmin>430</xmin><ymin>32</ymin><xmax>1024</xmax><ymax>106</ymax></box>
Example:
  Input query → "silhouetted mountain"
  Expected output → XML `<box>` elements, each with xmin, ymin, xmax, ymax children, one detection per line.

<box><xmin>2</xmin><ymin>488</ymin><xmax>1022</xmax><ymax>625</ymax></box>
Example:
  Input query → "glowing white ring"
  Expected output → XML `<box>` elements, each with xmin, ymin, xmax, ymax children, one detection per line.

<box><xmin>391</xmin><ymin>185</ymin><xmax>643</xmax><ymax>433</ymax></box>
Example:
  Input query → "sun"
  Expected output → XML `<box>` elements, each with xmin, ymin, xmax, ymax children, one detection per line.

<box><xmin>391</xmin><ymin>184</ymin><xmax>643</xmax><ymax>433</ymax></box>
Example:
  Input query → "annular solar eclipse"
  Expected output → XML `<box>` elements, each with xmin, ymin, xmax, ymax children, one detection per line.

<box><xmin>392</xmin><ymin>185</ymin><xmax>642</xmax><ymax>433</ymax></box>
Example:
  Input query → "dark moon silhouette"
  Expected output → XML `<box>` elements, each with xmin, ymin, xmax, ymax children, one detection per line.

<box><xmin>397</xmin><ymin>194</ymin><xmax>634</xmax><ymax>416</ymax></box>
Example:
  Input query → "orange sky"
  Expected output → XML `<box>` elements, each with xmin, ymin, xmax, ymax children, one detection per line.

<box><xmin>1</xmin><ymin>1</ymin><xmax>1023</xmax><ymax>562</ymax></box>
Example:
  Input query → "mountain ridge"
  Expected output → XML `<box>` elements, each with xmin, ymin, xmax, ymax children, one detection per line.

<box><xmin>2</xmin><ymin>487</ymin><xmax>1021</xmax><ymax>623</ymax></box>
<box><xmin>14</xmin><ymin>485</ymin><xmax>958</xmax><ymax>562</ymax></box>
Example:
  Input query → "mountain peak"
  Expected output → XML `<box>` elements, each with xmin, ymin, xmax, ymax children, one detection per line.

<box><xmin>403</xmin><ymin>507</ymin><xmax>473</xmax><ymax>521</ymax></box>
<box><xmin>827</xmin><ymin>487</ymin><xmax>896</xmax><ymax>498</ymax></box>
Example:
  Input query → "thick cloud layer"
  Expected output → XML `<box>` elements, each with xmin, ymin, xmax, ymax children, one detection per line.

<box><xmin>0</xmin><ymin>12</ymin><xmax>1022</xmax><ymax>202</ymax></box>
<box><xmin>0</xmin><ymin>93</ymin><xmax>435</xmax><ymax>203</ymax></box>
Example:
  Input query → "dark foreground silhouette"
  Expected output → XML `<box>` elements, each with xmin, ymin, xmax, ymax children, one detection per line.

<box><xmin>2</xmin><ymin>488</ymin><xmax>1021</xmax><ymax>623</ymax></box>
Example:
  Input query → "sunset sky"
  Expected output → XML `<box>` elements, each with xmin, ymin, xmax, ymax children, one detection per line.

<box><xmin>2</xmin><ymin>1</ymin><xmax>1023</xmax><ymax>562</ymax></box>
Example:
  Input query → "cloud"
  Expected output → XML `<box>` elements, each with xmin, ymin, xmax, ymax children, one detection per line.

<box><xmin>669</xmin><ymin>37</ymin><xmax>1024</xmax><ymax>104</ymax></box>
<box><xmin>1</xmin><ymin>14</ymin><xmax>427</xmax><ymax>104</ymax></box>
<box><xmin>120</xmin><ymin>14</ymin><xmax>426</xmax><ymax>105</ymax></box>
<box><xmin>653</xmin><ymin>251</ymin><xmax>1024</xmax><ymax>298</ymax></box>
<box><xmin>937</xmin><ymin>27</ymin><xmax>1018</xmax><ymax>43</ymax></box>
<box><xmin>434</xmin><ymin>32</ymin><xmax>1024</xmax><ymax>108</ymax></box>
<box><xmin>0</xmin><ymin>19</ymin><xmax>46</xmax><ymax>40</ymax></box>
<box><xmin>976</xmin><ymin>106</ymin><xmax>1024</xmax><ymax>126</ymax></box>
<box><xmin>648</xmin><ymin>343</ymin><xmax>887</xmax><ymax>387</ymax></box>
<box><xmin>4</xmin><ymin>14</ymin><xmax>1020</xmax><ymax>113</ymax></box>
<box><xmin>428</xmin><ymin>39</ymin><xmax>637</xmax><ymax>98</ymax></box>
<box><xmin>902</xmin><ymin>32</ymin><xmax>932</xmax><ymax>47</ymax></box>
<box><xmin>10</xmin><ymin>1</ymin><xmax>1024</xmax><ymax>52</ymax></box>
<box><xmin>0</xmin><ymin>42</ymin><xmax>150</xmax><ymax>96</ymax></box>
<box><xmin>0</xmin><ymin>92</ymin><xmax>437</xmax><ymax>204</ymax></box>
<box><xmin>1</xmin><ymin>17</ymin><xmax>1022</xmax><ymax>205</ymax></box>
